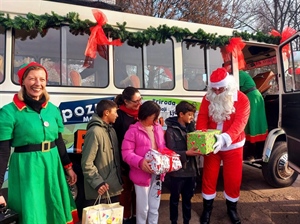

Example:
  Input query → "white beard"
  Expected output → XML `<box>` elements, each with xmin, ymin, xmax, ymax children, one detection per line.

<box><xmin>206</xmin><ymin>88</ymin><xmax>236</xmax><ymax>123</ymax></box>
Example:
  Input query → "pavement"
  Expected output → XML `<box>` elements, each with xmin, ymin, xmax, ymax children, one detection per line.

<box><xmin>77</xmin><ymin>164</ymin><xmax>300</xmax><ymax>224</ymax></box>
<box><xmin>158</xmin><ymin>164</ymin><xmax>300</xmax><ymax>224</ymax></box>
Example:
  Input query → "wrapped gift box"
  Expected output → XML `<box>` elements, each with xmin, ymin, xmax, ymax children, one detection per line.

<box><xmin>187</xmin><ymin>129</ymin><xmax>221</xmax><ymax>154</ymax></box>
<box><xmin>145</xmin><ymin>148</ymin><xmax>182</xmax><ymax>175</ymax></box>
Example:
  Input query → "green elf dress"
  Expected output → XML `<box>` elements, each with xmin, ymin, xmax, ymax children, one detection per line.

<box><xmin>239</xmin><ymin>70</ymin><xmax>268</xmax><ymax>143</ymax></box>
<box><xmin>0</xmin><ymin>94</ymin><xmax>78</xmax><ymax>224</ymax></box>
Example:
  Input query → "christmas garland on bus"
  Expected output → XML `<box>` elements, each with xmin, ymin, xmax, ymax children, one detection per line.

<box><xmin>0</xmin><ymin>11</ymin><xmax>281</xmax><ymax>48</ymax></box>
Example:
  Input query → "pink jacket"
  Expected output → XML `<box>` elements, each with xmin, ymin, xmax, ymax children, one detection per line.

<box><xmin>121</xmin><ymin>121</ymin><xmax>166</xmax><ymax>186</ymax></box>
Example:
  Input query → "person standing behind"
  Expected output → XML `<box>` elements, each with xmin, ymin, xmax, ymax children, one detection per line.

<box><xmin>81</xmin><ymin>99</ymin><xmax>123</xmax><ymax>206</ymax></box>
<box><xmin>122</xmin><ymin>101</ymin><xmax>166</xmax><ymax>224</ymax></box>
<box><xmin>0</xmin><ymin>62</ymin><xmax>78</xmax><ymax>224</ymax></box>
<box><xmin>223</xmin><ymin>62</ymin><xmax>268</xmax><ymax>155</ymax></box>
<box><xmin>113</xmin><ymin>86</ymin><xmax>142</xmax><ymax>224</ymax></box>
<box><xmin>196</xmin><ymin>68</ymin><xmax>250</xmax><ymax>224</ymax></box>
<box><xmin>165</xmin><ymin>101</ymin><xmax>202</xmax><ymax>224</ymax></box>
<box><xmin>239</xmin><ymin>70</ymin><xmax>268</xmax><ymax>146</ymax></box>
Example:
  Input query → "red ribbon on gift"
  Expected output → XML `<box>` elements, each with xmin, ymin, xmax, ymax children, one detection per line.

<box><xmin>270</xmin><ymin>27</ymin><xmax>296</xmax><ymax>58</ymax></box>
<box><xmin>158</xmin><ymin>147</ymin><xmax>177</xmax><ymax>156</ymax></box>
<box><xmin>158</xmin><ymin>147</ymin><xmax>179</xmax><ymax>172</ymax></box>
<box><xmin>84</xmin><ymin>9</ymin><xmax>122</xmax><ymax>64</ymax></box>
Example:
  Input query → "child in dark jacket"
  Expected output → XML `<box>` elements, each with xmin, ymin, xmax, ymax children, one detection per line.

<box><xmin>165</xmin><ymin>101</ymin><xmax>202</xmax><ymax>224</ymax></box>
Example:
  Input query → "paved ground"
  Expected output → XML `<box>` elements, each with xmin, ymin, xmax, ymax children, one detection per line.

<box><xmin>158</xmin><ymin>164</ymin><xmax>300</xmax><ymax>224</ymax></box>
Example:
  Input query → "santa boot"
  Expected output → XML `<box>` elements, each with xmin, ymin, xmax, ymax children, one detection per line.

<box><xmin>200</xmin><ymin>199</ymin><xmax>214</xmax><ymax>224</ymax></box>
<box><xmin>226</xmin><ymin>199</ymin><xmax>241</xmax><ymax>224</ymax></box>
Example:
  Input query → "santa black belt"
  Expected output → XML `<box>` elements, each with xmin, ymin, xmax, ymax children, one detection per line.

<box><xmin>243</xmin><ymin>86</ymin><xmax>257</xmax><ymax>94</ymax></box>
<box><xmin>14</xmin><ymin>141</ymin><xmax>56</xmax><ymax>153</ymax></box>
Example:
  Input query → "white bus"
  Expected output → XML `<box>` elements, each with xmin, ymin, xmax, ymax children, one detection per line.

<box><xmin>1</xmin><ymin>0</ymin><xmax>299</xmax><ymax>214</ymax></box>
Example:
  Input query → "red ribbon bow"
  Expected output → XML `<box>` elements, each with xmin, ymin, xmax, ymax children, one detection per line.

<box><xmin>224</xmin><ymin>37</ymin><xmax>246</xmax><ymax>70</ymax></box>
<box><xmin>158</xmin><ymin>147</ymin><xmax>177</xmax><ymax>156</ymax></box>
<box><xmin>270</xmin><ymin>27</ymin><xmax>296</xmax><ymax>58</ymax></box>
<box><xmin>84</xmin><ymin>9</ymin><xmax>122</xmax><ymax>61</ymax></box>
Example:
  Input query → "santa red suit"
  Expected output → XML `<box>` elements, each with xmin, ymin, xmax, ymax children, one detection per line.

<box><xmin>196</xmin><ymin>68</ymin><xmax>250</xmax><ymax>203</ymax></box>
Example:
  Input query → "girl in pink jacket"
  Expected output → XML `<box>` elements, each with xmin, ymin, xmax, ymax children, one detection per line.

<box><xmin>122</xmin><ymin>101</ymin><xmax>166</xmax><ymax>224</ymax></box>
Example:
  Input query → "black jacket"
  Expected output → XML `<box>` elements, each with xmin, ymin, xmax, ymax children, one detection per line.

<box><xmin>165</xmin><ymin>117</ymin><xmax>198</xmax><ymax>177</ymax></box>
<box><xmin>113</xmin><ymin>109</ymin><xmax>137</xmax><ymax>175</ymax></box>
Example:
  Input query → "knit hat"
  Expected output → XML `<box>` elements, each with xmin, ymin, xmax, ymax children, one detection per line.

<box><xmin>209</xmin><ymin>68</ymin><xmax>230</xmax><ymax>88</ymax></box>
<box><xmin>17</xmin><ymin>62</ymin><xmax>48</xmax><ymax>85</ymax></box>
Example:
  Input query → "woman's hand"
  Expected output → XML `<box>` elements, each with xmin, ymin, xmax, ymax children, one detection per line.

<box><xmin>186</xmin><ymin>146</ymin><xmax>202</xmax><ymax>156</ymax></box>
<box><xmin>97</xmin><ymin>183</ymin><xmax>109</xmax><ymax>195</ymax></box>
<box><xmin>0</xmin><ymin>195</ymin><xmax>6</xmax><ymax>207</ymax></box>
<box><xmin>66</xmin><ymin>168</ymin><xmax>77</xmax><ymax>186</ymax></box>
<box><xmin>141</xmin><ymin>159</ymin><xmax>154</xmax><ymax>174</ymax></box>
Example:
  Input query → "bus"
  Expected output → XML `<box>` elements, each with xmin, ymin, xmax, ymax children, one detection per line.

<box><xmin>1</xmin><ymin>0</ymin><xmax>299</xmax><ymax>215</ymax></box>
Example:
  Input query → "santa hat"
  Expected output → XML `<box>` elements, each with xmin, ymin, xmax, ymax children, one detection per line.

<box><xmin>209</xmin><ymin>68</ymin><xmax>230</xmax><ymax>88</ymax></box>
<box><xmin>17</xmin><ymin>62</ymin><xmax>48</xmax><ymax>85</ymax></box>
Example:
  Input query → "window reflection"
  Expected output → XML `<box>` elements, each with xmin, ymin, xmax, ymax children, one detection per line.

<box><xmin>114</xmin><ymin>39</ymin><xmax>174</xmax><ymax>90</ymax></box>
<box><xmin>144</xmin><ymin>40</ymin><xmax>174</xmax><ymax>89</ymax></box>
<box><xmin>282</xmin><ymin>39</ymin><xmax>300</xmax><ymax>92</ymax></box>
<box><xmin>114</xmin><ymin>42</ymin><xmax>141</xmax><ymax>88</ymax></box>
<box><xmin>13</xmin><ymin>27</ymin><xmax>109</xmax><ymax>87</ymax></box>
<box><xmin>182</xmin><ymin>40</ymin><xmax>208</xmax><ymax>91</ymax></box>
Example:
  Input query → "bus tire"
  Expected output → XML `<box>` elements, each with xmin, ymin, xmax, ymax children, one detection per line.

<box><xmin>262</xmin><ymin>141</ymin><xmax>298</xmax><ymax>188</ymax></box>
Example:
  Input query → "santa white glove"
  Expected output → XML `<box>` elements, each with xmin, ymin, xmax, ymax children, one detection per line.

<box><xmin>213</xmin><ymin>134</ymin><xmax>225</xmax><ymax>154</ymax></box>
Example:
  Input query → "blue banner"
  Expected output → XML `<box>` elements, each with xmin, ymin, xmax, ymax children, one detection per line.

<box><xmin>58</xmin><ymin>97</ymin><xmax>114</xmax><ymax>124</ymax></box>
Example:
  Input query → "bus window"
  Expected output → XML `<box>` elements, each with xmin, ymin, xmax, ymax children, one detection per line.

<box><xmin>144</xmin><ymin>39</ymin><xmax>174</xmax><ymax>90</ymax></box>
<box><xmin>114</xmin><ymin>41</ymin><xmax>142</xmax><ymax>88</ymax></box>
<box><xmin>282</xmin><ymin>42</ymin><xmax>300</xmax><ymax>92</ymax></box>
<box><xmin>13</xmin><ymin>28</ymin><xmax>60</xmax><ymax>84</ymax></box>
<box><xmin>208</xmin><ymin>48</ymin><xmax>224</xmax><ymax>74</ymax></box>
<box><xmin>114</xmin><ymin>39</ymin><xmax>174</xmax><ymax>90</ymax></box>
<box><xmin>13</xmin><ymin>55</ymin><xmax>35</xmax><ymax>83</ymax></box>
<box><xmin>65</xmin><ymin>27</ymin><xmax>109</xmax><ymax>88</ymax></box>
<box><xmin>0</xmin><ymin>26</ymin><xmax>4</xmax><ymax>83</ymax></box>
<box><xmin>13</xmin><ymin>27</ymin><xmax>109</xmax><ymax>87</ymax></box>
<box><xmin>182</xmin><ymin>40</ymin><xmax>207</xmax><ymax>91</ymax></box>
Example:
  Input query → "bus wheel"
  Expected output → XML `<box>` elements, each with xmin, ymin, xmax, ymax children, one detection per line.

<box><xmin>262</xmin><ymin>141</ymin><xmax>298</xmax><ymax>188</ymax></box>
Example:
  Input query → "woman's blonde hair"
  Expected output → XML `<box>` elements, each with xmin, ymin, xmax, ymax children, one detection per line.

<box><xmin>18</xmin><ymin>86</ymin><xmax>50</xmax><ymax>102</ymax></box>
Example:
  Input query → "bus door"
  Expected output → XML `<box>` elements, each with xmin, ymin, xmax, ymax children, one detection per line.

<box><xmin>279</xmin><ymin>32</ymin><xmax>300</xmax><ymax>173</ymax></box>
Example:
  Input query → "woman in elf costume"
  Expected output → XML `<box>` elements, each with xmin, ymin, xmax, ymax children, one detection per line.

<box><xmin>239</xmin><ymin>70</ymin><xmax>268</xmax><ymax>143</ymax></box>
<box><xmin>113</xmin><ymin>86</ymin><xmax>142</xmax><ymax>224</ymax></box>
<box><xmin>0</xmin><ymin>62</ymin><xmax>78</xmax><ymax>224</ymax></box>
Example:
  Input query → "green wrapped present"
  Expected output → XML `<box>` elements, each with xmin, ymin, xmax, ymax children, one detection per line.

<box><xmin>187</xmin><ymin>129</ymin><xmax>221</xmax><ymax>154</ymax></box>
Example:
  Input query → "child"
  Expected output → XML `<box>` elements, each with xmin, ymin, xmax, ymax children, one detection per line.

<box><xmin>122</xmin><ymin>101</ymin><xmax>166</xmax><ymax>224</ymax></box>
<box><xmin>165</xmin><ymin>101</ymin><xmax>202</xmax><ymax>224</ymax></box>
<box><xmin>81</xmin><ymin>99</ymin><xmax>123</xmax><ymax>205</ymax></box>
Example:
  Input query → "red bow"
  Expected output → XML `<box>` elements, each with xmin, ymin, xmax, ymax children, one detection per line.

<box><xmin>225</xmin><ymin>37</ymin><xmax>246</xmax><ymax>70</ymax></box>
<box><xmin>158</xmin><ymin>148</ymin><xmax>177</xmax><ymax>156</ymax></box>
<box><xmin>270</xmin><ymin>27</ymin><xmax>296</xmax><ymax>58</ymax></box>
<box><xmin>84</xmin><ymin>9</ymin><xmax>122</xmax><ymax>62</ymax></box>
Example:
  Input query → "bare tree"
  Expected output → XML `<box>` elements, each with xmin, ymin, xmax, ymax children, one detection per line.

<box><xmin>120</xmin><ymin>0</ymin><xmax>247</xmax><ymax>28</ymax></box>
<box><xmin>250</xmin><ymin>0</ymin><xmax>300</xmax><ymax>32</ymax></box>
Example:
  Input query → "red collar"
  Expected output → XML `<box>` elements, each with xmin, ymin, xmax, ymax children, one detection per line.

<box><xmin>13</xmin><ymin>94</ymin><xmax>47</xmax><ymax>110</ymax></box>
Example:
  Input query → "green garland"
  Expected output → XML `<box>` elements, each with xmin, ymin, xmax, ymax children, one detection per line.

<box><xmin>0</xmin><ymin>11</ymin><xmax>281</xmax><ymax>48</ymax></box>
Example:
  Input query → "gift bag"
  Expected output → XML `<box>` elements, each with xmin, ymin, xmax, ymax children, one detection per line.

<box><xmin>145</xmin><ymin>148</ymin><xmax>182</xmax><ymax>175</ymax></box>
<box><xmin>82</xmin><ymin>193</ymin><xmax>123</xmax><ymax>224</ymax></box>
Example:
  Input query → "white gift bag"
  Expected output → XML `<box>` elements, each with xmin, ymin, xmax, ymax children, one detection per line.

<box><xmin>82</xmin><ymin>192</ymin><xmax>124</xmax><ymax>224</ymax></box>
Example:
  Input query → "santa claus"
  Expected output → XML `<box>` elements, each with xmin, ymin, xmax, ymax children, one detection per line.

<box><xmin>196</xmin><ymin>67</ymin><xmax>250</xmax><ymax>224</ymax></box>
